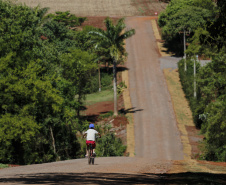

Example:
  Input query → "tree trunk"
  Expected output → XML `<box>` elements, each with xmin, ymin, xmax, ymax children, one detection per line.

<box><xmin>98</xmin><ymin>61</ymin><xmax>101</xmax><ymax>92</ymax></box>
<box><xmin>77</xmin><ymin>93</ymin><xmax>81</xmax><ymax>118</ymax></box>
<box><xmin>50</xmin><ymin>126</ymin><xmax>56</xmax><ymax>155</ymax></box>
<box><xmin>113</xmin><ymin>58</ymin><xmax>118</xmax><ymax>116</ymax></box>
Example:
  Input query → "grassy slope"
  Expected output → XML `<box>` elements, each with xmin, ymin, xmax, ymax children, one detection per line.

<box><xmin>85</xmin><ymin>89</ymin><xmax>113</xmax><ymax>106</ymax></box>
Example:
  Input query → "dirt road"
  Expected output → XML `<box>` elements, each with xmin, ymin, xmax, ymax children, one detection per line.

<box><xmin>125</xmin><ymin>17</ymin><xmax>184</xmax><ymax>160</ymax></box>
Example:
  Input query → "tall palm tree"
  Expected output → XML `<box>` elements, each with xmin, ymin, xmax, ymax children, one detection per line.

<box><xmin>89</xmin><ymin>17</ymin><xmax>135</xmax><ymax>116</ymax></box>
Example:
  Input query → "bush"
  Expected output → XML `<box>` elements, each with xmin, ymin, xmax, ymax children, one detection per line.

<box><xmin>178</xmin><ymin>52</ymin><xmax>226</xmax><ymax>162</ymax></box>
<box><xmin>96</xmin><ymin>133</ymin><xmax>126</xmax><ymax>157</ymax></box>
<box><xmin>0</xmin><ymin>163</ymin><xmax>9</xmax><ymax>169</ymax></box>
<box><xmin>178</xmin><ymin>58</ymin><xmax>201</xmax><ymax>127</ymax></box>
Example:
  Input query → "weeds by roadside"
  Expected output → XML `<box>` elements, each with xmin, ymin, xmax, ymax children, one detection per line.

<box><xmin>0</xmin><ymin>163</ymin><xmax>9</xmax><ymax>169</ymax></box>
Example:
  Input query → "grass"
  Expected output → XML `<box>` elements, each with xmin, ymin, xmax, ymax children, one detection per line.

<box><xmin>85</xmin><ymin>89</ymin><xmax>114</xmax><ymax>106</ymax></box>
<box><xmin>164</xmin><ymin>69</ymin><xmax>194</xmax><ymax>127</ymax></box>
<box><xmin>138</xmin><ymin>7</ymin><xmax>145</xmax><ymax>15</ymax></box>
<box><xmin>99</xmin><ymin>111</ymin><xmax>114</xmax><ymax>119</ymax></box>
<box><xmin>0</xmin><ymin>163</ymin><xmax>9</xmax><ymax>168</ymax></box>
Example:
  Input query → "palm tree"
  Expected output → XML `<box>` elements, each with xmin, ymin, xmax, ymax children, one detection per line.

<box><xmin>89</xmin><ymin>17</ymin><xmax>135</xmax><ymax>116</ymax></box>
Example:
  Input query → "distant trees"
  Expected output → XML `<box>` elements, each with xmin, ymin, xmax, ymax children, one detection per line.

<box><xmin>158</xmin><ymin>0</ymin><xmax>215</xmax><ymax>55</ymax></box>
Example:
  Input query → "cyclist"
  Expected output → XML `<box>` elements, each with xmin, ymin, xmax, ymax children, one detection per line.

<box><xmin>83</xmin><ymin>123</ymin><xmax>101</xmax><ymax>157</ymax></box>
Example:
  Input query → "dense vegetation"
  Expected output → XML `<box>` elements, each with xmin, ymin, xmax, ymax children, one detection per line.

<box><xmin>0</xmin><ymin>0</ymin><xmax>126</xmax><ymax>164</ymax></box>
<box><xmin>159</xmin><ymin>0</ymin><xmax>226</xmax><ymax>161</ymax></box>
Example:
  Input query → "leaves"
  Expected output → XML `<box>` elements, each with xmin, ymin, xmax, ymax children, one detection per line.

<box><xmin>0</xmin><ymin>1</ymin><xmax>95</xmax><ymax>164</ymax></box>
<box><xmin>178</xmin><ymin>52</ymin><xmax>226</xmax><ymax>161</ymax></box>
<box><xmin>159</xmin><ymin>0</ymin><xmax>214</xmax><ymax>37</ymax></box>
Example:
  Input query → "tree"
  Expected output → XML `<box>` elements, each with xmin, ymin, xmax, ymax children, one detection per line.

<box><xmin>198</xmin><ymin>0</ymin><xmax>226</xmax><ymax>52</ymax></box>
<box><xmin>197</xmin><ymin>53</ymin><xmax>226</xmax><ymax>161</ymax></box>
<box><xmin>44</xmin><ymin>11</ymin><xmax>86</xmax><ymax>28</ymax></box>
<box><xmin>60</xmin><ymin>49</ymin><xmax>97</xmax><ymax>117</ymax></box>
<box><xmin>89</xmin><ymin>17</ymin><xmax>135</xmax><ymax>116</ymax></box>
<box><xmin>186</xmin><ymin>0</ymin><xmax>225</xmax><ymax>58</ymax></box>
<box><xmin>158</xmin><ymin>0</ymin><xmax>215</xmax><ymax>56</ymax></box>
<box><xmin>0</xmin><ymin>1</ymin><xmax>92</xmax><ymax>164</ymax></box>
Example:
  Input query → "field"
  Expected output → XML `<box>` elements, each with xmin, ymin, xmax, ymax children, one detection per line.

<box><xmin>15</xmin><ymin>0</ymin><xmax>167</xmax><ymax>16</ymax></box>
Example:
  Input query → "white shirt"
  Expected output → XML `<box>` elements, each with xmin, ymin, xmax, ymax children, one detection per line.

<box><xmin>85</xmin><ymin>129</ymin><xmax>98</xmax><ymax>141</ymax></box>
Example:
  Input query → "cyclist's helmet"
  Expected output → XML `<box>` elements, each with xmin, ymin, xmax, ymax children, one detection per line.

<box><xmin>89</xmin><ymin>123</ymin><xmax>94</xmax><ymax>129</ymax></box>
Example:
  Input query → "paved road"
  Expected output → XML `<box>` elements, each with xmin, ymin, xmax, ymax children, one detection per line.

<box><xmin>125</xmin><ymin>17</ymin><xmax>184</xmax><ymax>160</ymax></box>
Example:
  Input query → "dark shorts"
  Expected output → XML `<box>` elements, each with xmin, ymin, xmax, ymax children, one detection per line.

<box><xmin>86</xmin><ymin>140</ymin><xmax>96</xmax><ymax>149</ymax></box>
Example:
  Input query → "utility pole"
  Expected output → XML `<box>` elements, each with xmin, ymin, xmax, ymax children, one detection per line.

<box><xmin>183</xmin><ymin>28</ymin><xmax>187</xmax><ymax>71</ymax></box>
<box><xmin>194</xmin><ymin>55</ymin><xmax>198</xmax><ymax>98</ymax></box>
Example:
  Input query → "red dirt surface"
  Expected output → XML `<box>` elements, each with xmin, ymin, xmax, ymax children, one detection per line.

<box><xmin>81</xmin><ymin>16</ymin><xmax>120</xmax><ymax>30</ymax></box>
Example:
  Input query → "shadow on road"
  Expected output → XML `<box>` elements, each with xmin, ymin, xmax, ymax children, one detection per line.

<box><xmin>1</xmin><ymin>172</ymin><xmax>225</xmax><ymax>184</ymax></box>
<box><xmin>120</xmin><ymin>107</ymin><xmax>144</xmax><ymax>114</ymax></box>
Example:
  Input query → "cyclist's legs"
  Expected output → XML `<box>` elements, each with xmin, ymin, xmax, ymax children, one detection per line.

<box><xmin>86</xmin><ymin>141</ymin><xmax>96</xmax><ymax>155</ymax></box>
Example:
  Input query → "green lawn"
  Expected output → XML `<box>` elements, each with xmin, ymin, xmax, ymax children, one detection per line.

<box><xmin>85</xmin><ymin>89</ymin><xmax>114</xmax><ymax>106</ymax></box>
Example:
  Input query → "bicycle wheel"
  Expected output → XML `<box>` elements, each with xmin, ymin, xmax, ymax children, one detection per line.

<box><xmin>88</xmin><ymin>148</ymin><xmax>91</xmax><ymax>165</ymax></box>
<box><xmin>91</xmin><ymin>157</ymin><xmax>94</xmax><ymax>165</ymax></box>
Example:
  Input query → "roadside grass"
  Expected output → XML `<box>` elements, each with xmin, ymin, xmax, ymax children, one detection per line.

<box><xmin>164</xmin><ymin>69</ymin><xmax>226</xmax><ymax>174</ymax></box>
<box><xmin>98</xmin><ymin>111</ymin><xmax>114</xmax><ymax>119</ymax></box>
<box><xmin>164</xmin><ymin>69</ymin><xmax>194</xmax><ymax>127</ymax></box>
<box><xmin>85</xmin><ymin>89</ymin><xmax>114</xmax><ymax>106</ymax></box>
<box><xmin>0</xmin><ymin>163</ymin><xmax>9</xmax><ymax>169</ymax></box>
<box><xmin>197</xmin><ymin>162</ymin><xmax>226</xmax><ymax>172</ymax></box>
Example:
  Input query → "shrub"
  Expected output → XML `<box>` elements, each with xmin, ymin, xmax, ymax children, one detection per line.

<box><xmin>178</xmin><ymin>58</ymin><xmax>201</xmax><ymax>127</ymax></box>
<box><xmin>96</xmin><ymin>133</ymin><xmax>126</xmax><ymax>157</ymax></box>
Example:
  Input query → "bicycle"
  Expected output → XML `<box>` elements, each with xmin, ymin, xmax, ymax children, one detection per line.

<box><xmin>87</xmin><ymin>143</ymin><xmax>95</xmax><ymax>165</ymax></box>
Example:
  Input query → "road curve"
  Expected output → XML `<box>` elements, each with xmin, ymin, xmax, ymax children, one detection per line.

<box><xmin>125</xmin><ymin>17</ymin><xmax>184</xmax><ymax>160</ymax></box>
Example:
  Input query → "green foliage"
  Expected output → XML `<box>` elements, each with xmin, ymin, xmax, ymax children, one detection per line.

<box><xmin>0</xmin><ymin>0</ymin><xmax>44</xmax><ymax>60</ymax></box>
<box><xmin>89</xmin><ymin>17</ymin><xmax>135</xmax><ymax>115</ymax></box>
<box><xmin>60</xmin><ymin>48</ymin><xmax>97</xmax><ymax>98</ymax></box>
<box><xmin>0</xmin><ymin>163</ymin><xmax>8</xmax><ymax>168</ymax></box>
<box><xmin>117</xmin><ymin>81</ymin><xmax>127</xmax><ymax>95</ymax></box>
<box><xmin>98</xmin><ymin>111</ymin><xmax>114</xmax><ymax>119</ymax></box>
<box><xmin>178</xmin><ymin>58</ymin><xmax>201</xmax><ymax>125</ymax></box>
<box><xmin>200</xmin><ymin>100</ymin><xmax>226</xmax><ymax>162</ymax></box>
<box><xmin>73</xmin><ymin>26</ymin><xmax>97</xmax><ymax>51</ymax></box>
<box><xmin>158</xmin><ymin>0</ymin><xmax>215</xmax><ymax>55</ymax></box>
<box><xmin>0</xmin><ymin>1</ymin><xmax>99</xmax><ymax>164</ymax></box>
<box><xmin>44</xmin><ymin>11</ymin><xmax>86</xmax><ymax>27</ymax></box>
<box><xmin>197</xmin><ymin>0</ymin><xmax>226</xmax><ymax>52</ymax></box>
<box><xmin>159</xmin><ymin>0</ymin><xmax>214</xmax><ymax>30</ymax></box>
<box><xmin>178</xmin><ymin>52</ymin><xmax>226</xmax><ymax>161</ymax></box>
<box><xmin>85</xmin><ymin>69</ymin><xmax>113</xmax><ymax>94</ymax></box>
<box><xmin>96</xmin><ymin>133</ymin><xmax>126</xmax><ymax>157</ymax></box>
<box><xmin>89</xmin><ymin>17</ymin><xmax>135</xmax><ymax>63</ymax></box>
